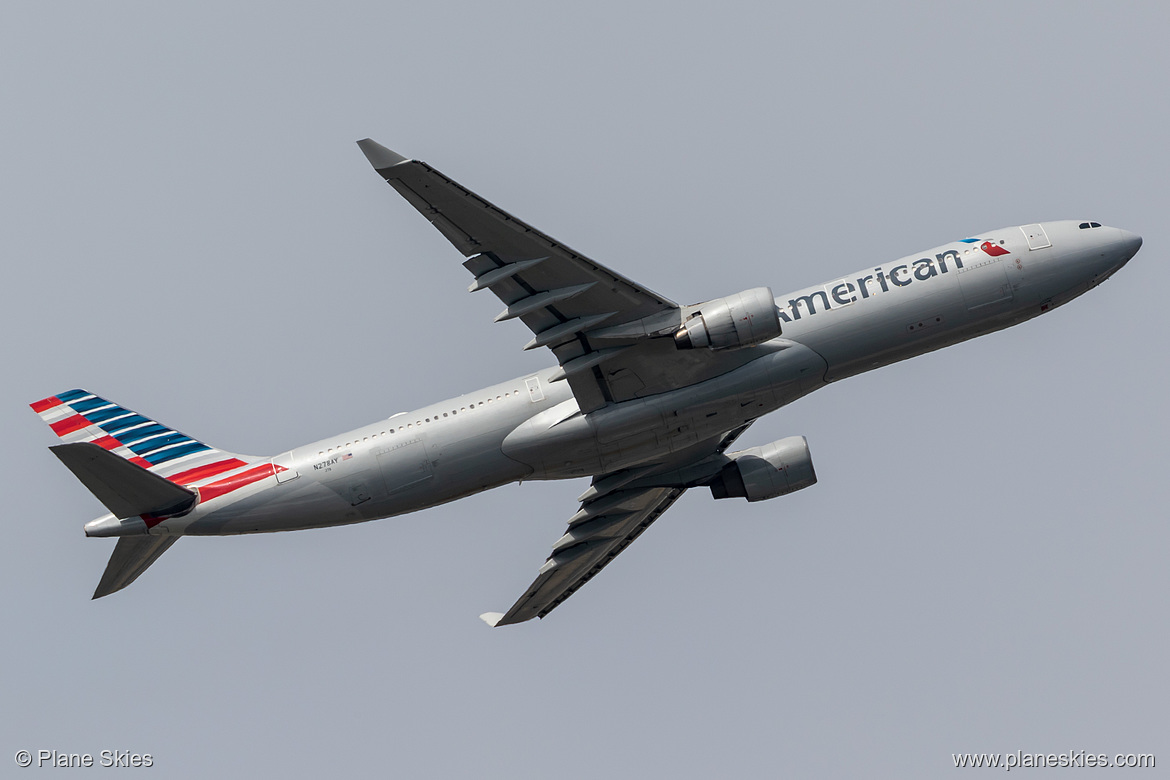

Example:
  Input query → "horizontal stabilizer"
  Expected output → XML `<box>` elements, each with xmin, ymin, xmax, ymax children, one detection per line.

<box><xmin>94</xmin><ymin>535</ymin><xmax>178</xmax><ymax>599</ymax></box>
<box><xmin>51</xmin><ymin>442</ymin><xmax>197</xmax><ymax>519</ymax></box>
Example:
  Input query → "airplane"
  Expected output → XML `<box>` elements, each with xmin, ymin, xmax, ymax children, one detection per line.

<box><xmin>31</xmin><ymin>139</ymin><xmax>1143</xmax><ymax>626</ymax></box>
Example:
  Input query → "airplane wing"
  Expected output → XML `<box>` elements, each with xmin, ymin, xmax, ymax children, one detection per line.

<box><xmin>481</xmin><ymin>425</ymin><xmax>751</xmax><ymax>626</ymax></box>
<box><xmin>480</xmin><ymin>485</ymin><xmax>684</xmax><ymax>627</ymax></box>
<box><xmin>358</xmin><ymin>139</ymin><xmax>707</xmax><ymax>413</ymax></box>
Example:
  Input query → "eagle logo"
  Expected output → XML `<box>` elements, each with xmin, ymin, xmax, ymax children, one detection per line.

<box><xmin>980</xmin><ymin>241</ymin><xmax>1010</xmax><ymax>257</ymax></box>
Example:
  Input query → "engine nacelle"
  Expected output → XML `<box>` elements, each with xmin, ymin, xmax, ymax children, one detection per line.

<box><xmin>710</xmin><ymin>436</ymin><xmax>817</xmax><ymax>502</ymax></box>
<box><xmin>674</xmin><ymin>287</ymin><xmax>782</xmax><ymax>350</ymax></box>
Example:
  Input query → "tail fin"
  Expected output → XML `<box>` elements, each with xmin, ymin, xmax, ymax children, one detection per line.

<box><xmin>30</xmin><ymin>389</ymin><xmax>272</xmax><ymax>504</ymax></box>
<box><xmin>31</xmin><ymin>389</ymin><xmax>267</xmax><ymax>599</ymax></box>
<box><xmin>93</xmin><ymin>536</ymin><xmax>179</xmax><ymax>599</ymax></box>
<box><xmin>30</xmin><ymin>388</ymin><xmax>257</xmax><ymax>474</ymax></box>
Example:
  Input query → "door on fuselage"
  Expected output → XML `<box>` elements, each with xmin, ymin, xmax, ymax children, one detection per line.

<box><xmin>273</xmin><ymin>450</ymin><xmax>299</xmax><ymax>483</ymax></box>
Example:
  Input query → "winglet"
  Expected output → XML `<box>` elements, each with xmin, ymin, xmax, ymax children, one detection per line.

<box><xmin>479</xmin><ymin>611</ymin><xmax>505</xmax><ymax>627</ymax></box>
<box><xmin>357</xmin><ymin>138</ymin><xmax>409</xmax><ymax>170</ymax></box>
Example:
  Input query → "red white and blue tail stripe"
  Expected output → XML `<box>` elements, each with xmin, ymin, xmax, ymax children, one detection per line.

<box><xmin>30</xmin><ymin>389</ymin><xmax>273</xmax><ymax>502</ymax></box>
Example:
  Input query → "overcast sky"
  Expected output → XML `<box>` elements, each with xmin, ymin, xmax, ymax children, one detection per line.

<box><xmin>3</xmin><ymin>2</ymin><xmax>1167</xmax><ymax>777</ymax></box>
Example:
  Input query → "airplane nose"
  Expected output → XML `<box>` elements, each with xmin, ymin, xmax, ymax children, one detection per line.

<box><xmin>1120</xmin><ymin>229</ymin><xmax>1143</xmax><ymax>257</ymax></box>
<box><xmin>1113</xmin><ymin>226</ymin><xmax>1141</xmax><ymax>264</ymax></box>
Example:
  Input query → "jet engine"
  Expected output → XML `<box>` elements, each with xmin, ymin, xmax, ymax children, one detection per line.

<box><xmin>673</xmin><ymin>287</ymin><xmax>782</xmax><ymax>350</ymax></box>
<box><xmin>709</xmin><ymin>436</ymin><xmax>817</xmax><ymax>502</ymax></box>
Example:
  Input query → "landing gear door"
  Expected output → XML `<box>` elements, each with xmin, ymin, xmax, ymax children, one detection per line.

<box><xmin>273</xmin><ymin>450</ymin><xmax>299</xmax><ymax>483</ymax></box>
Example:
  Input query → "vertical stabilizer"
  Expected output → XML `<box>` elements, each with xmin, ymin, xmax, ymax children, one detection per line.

<box><xmin>30</xmin><ymin>389</ymin><xmax>262</xmax><ymax>489</ymax></box>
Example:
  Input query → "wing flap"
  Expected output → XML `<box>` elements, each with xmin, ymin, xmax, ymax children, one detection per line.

<box><xmin>468</xmin><ymin>256</ymin><xmax>547</xmax><ymax>292</ymax></box>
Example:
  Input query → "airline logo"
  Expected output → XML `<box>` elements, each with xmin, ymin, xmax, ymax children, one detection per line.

<box><xmin>781</xmin><ymin>239</ymin><xmax>1013</xmax><ymax>322</ymax></box>
<box><xmin>32</xmin><ymin>389</ymin><xmax>211</xmax><ymax>468</ymax></box>
<box><xmin>960</xmin><ymin>237</ymin><xmax>1011</xmax><ymax>256</ymax></box>
<box><xmin>31</xmin><ymin>389</ymin><xmax>285</xmax><ymax>512</ymax></box>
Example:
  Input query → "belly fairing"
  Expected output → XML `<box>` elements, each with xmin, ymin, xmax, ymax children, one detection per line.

<box><xmin>502</xmin><ymin>341</ymin><xmax>827</xmax><ymax>479</ymax></box>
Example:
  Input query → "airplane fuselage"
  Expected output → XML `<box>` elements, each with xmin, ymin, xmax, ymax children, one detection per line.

<box><xmin>144</xmin><ymin>220</ymin><xmax>1137</xmax><ymax>537</ymax></box>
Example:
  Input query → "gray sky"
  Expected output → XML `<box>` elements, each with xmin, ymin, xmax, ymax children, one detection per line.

<box><xmin>3</xmin><ymin>2</ymin><xmax>1167</xmax><ymax>777</ymax></box>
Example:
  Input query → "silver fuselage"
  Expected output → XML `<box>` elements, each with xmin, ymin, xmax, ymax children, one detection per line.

<box><xmin>149</xmin><ymin>221</ymin><xmax>1139</xmax><ymax>536</ymax></box>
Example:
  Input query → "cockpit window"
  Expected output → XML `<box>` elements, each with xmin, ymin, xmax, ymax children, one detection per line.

<box><xmin>1079</xmin><ymin>222</ymin><xmax>1103</xmax><ymax>229</ymax></box>
<box><xmin>1090</xmin><ymin>222</ymin><xmax>1101</xmax><ymax>228</ymax></box>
